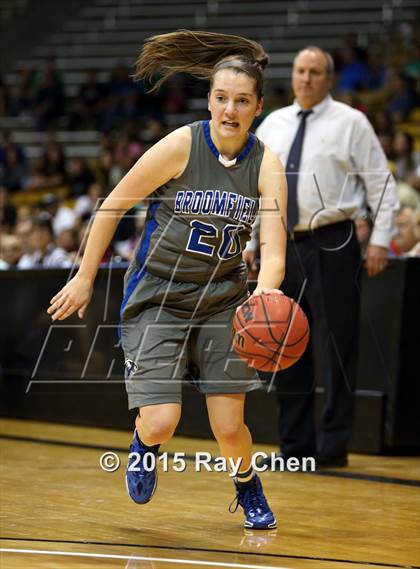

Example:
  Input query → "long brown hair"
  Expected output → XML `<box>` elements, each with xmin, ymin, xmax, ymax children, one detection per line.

<box><xmin>134</xmin><ymin>30</ymin><xmax>269</xmax><ymax>97</ymax></box>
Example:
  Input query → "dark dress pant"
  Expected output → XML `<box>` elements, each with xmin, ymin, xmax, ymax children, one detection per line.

<box><xmin>260</xmin><ymin>221</ymin><xmax>361</xmax><ymax>459</ymax></box>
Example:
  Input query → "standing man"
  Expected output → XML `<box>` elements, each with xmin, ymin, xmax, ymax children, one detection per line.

<box><xmin>255</xmin><ymin>46</ymin><xmax>398</xmax><ymax>467</ymax></box>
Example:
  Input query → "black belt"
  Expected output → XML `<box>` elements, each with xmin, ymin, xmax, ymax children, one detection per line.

<box><xmin>288</xmin><ymin>228</ymin><xmax>312</xmax><ymax>241</ymax></box>
<box><xmin>288</xmin><ymin>220</ymin><xmax>353</xmax><ymax>241</ymax></box>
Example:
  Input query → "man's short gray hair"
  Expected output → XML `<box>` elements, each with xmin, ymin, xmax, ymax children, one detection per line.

<box><xmin>295</xmin><ymin>46</ymin><xmax>335</xmax><ymax>76</ymax></box>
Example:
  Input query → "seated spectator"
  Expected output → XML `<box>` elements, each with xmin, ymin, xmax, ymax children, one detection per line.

<box><xmin>0</xmin><ymin>235</ymin><xmax>22</xmax><ymax>269</ymax></box>
<box><xmin>15</xmin><ymin>204</ymin><xmax>33</xmax><ymax>223</ymax></box>
<box><xmin>371</xmin><ymin>110</ymin><xmax>394</xmax><ymax>136</ymax></box>
<box><xmin>41</xmin><ymin>141</ymin><xmax>67</xmax><ymax>186</ymax></box>
<box><xmin>407</xmin><ymin>209</ymin><xmax>420</xmax><ymax>257</ymax></box>
<box><xmin>70</xmin><ymin>218</ymin><xmax>111</xmax><ymax>264</ymax></box>
<box><xmin>98</xmin><ymin>149</ymin><xmax>130</xmax><ymax>188</ymax></box>
<box><xmin>0</xmin><ymin>145</ymin><xmax>27</xmax><ymax>191</ymax></box>
<box><xmin>404</xmin><ymin>44</ymin><xmax>420</xmax><ymax>80</ymax></box>
<box><xmin>96</xmin><ymin>149</ymin><xmax>115</xmax><ymax>191</ymax></box>
<box><xmin>81</xmin><ymin>69</ymin><xmax>107</xmax><ymax>104</ymax></box>
<box><xmin>14</xmin><ymin>218</ymin><xmax>34</xmax><ymax>257</ymax></box>
<box><xmin>113</xmin><ymin>206</ymin><xmax>147</xmax><ymax>261</ymax></box>
<box><xmin>39</xmin><ymin>194</ymin><xmax>76</xmax><ymax>237</ymax></box>
<box><xmin>0</xmin><ymin>132</ymin><xmax>5</xmax><ymax>165</ymax></box>
<box><xmin>139</xmin><ymin>117</ymin><xmax>165</xmax><ymax>145</ymax></box>
<box><xmin>114</xmin><ymin>208</ymin><xmax>136</xmax><ymax>243</ymax></box>
<box><xmin>98</xmin><ymin>131</ymin><xmax>114</xmax><ymax>154</ymax></box>
<box><xmin>397</xmin><ymin>182</ymin><xmax>420</xmax><ymax>212</ymax></box>
<box><xmin>114</xmin><ymin>130</ymin><xmax>143</xmax><ymax>166</ymax></box>
<box><xmin>335</xmin><ymin>47</ymin><xmax>367</xmax><ymax>92</ymax></box>
<box><xmin>386</xmin><ymin>70</ymin><xmax>417</xmax><ymax>123</ymax></box>
<box><xmin>69</xmin><ymin>69</ymin><xmax>108</xmax><ymax>129</ymax></box>
<box><xmin>393</xmin><ymin>131</ymin><xmax>419</xmax><ymax>182</ymax></box>
<box><xmin>74</xmin><ymin>182</ymin><xmax>104</xmax><ymax>219</ymax></box>
<box><xmin>34</xmin><ymin>60</ymin><xmax>64</xmax><ymax>129</ymax></box>
<box><xmin>362</xmin><ymin>50</ymin><xmax>387</xmax><ymax>90</ymax></box>
<box><xmin>162</xmin><ymin>76</ymin><xmax>187</xmax><ymax>114</ymax></box>
<box><xmin>17</xmin><ymin>214</ymin><xmax>70</xmax><ymax>268</ymax></box>
<box><xmin>121</xmin><ymin>90</ymin><xmax>140</xmax><ymax>121</ymax></box>
<box><xmin>0</xmin><ymin>186</ymin><xmax>17</xmax><ymax>232</ymax></box>
<box><xmin>0</xmin><ymin>131</ymin><xmax>26</xmax><ymax>165</ymax></box>
<box><xmin>378</xmin><ymin>132</ymin><xmax>394</xmax><ymax>164</ymax></box>
<box><xmin>25</xmin><ymin>158</ymin><xmax>48</xmax><ymax>190</ymax></box>
<box><xmin>136</xmin><ymin>73</ymin><xmax>165</xmax><ymax>118</ymax></box>
<box><xmin>0</xmin><ymin>74</ymin><xmax>13</xmax><ymax>116</ymax></box>
<box><xmin>390</xmin><ymin>206</ymin><xmax>420</xmax><ymax>256</ymax></box>
<box><xmin>108</xmin><ymin>65</ymin><xmax>137</xmax><ymax>101</ymax></box>
<box><xmin>67</xmin><ymin>157</ymin><xmax>96</xmax><ymax>198</ymax></box>
<box><xmin>99</xmin><ymin>93</ymin><xmax>122</xmax><ymax>132</ymax></box>
<box><xmin>57</xmin><ymin>228</ymin><xmax>79</xmax><ymax>255</ymax></box>
<box><xmin>27</xmin><ymin>142</ymin><xmax>67</xmax><ymax>190</ymax></box>
<box><xmin>15</xmin><ymin>68</ymin><xmax>37</xmax><ymax>117</ymax></box>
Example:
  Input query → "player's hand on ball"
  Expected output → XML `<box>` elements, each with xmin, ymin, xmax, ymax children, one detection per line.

<box><xmin>233</xmin><ymin>291</ymin><xmax>309</xmax><ymax>371</ymax></box>
<box><xmin>47</xmin><ymin>274</ymin><xmax>93</xmax><ymax>321</ymax></box>
<box><xmin>252</xmin><ymin>287</ymin><xmax>284</xmax><ymax>297</ymax></box>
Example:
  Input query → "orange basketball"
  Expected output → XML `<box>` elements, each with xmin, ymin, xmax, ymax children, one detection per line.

<box><xmin>232</xmin><ymin>292</ymin><xmax>309</xmax><ymax>372</ymax></box>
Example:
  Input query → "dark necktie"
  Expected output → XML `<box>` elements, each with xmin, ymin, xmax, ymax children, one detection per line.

<box><xmin>285</xmin><ymin>109</ymin><xmax>313</xmax><ymax>230</ymax></box>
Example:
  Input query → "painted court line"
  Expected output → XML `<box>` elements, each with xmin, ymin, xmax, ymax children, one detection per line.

<box><xmin>0</xmin><ymin>548</ymin><xmax>289</xmax><ymax>569</ymax></box>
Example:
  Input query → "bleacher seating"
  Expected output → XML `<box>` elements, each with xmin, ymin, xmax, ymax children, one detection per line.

<box><xmin>0</xmin><ymin>0</ymin><xmax>418</xmax><ymax>159</ymax></box>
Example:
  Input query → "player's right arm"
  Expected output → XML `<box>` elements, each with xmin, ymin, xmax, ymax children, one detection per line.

<box><xmin>47</xmin><ymin>126</ymin><xmax>192</xmax><ymax>321</ymax></box>
<box><xmin>253</xmin><ymin>146</ymin><xmax>287</xmax><ymax>294</ymax></box>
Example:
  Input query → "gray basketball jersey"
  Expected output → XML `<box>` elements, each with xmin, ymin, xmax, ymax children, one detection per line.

<box><xmin>134</xmin><ymin>120</ymin><xmax>265</xmax><ymax>283</ymax></box>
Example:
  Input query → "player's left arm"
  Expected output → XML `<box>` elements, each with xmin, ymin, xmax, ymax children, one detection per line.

<box><xmin>254</xmin><ymin>146</ymin><xmax>288</xmax><ymax>293</ymax></box>
<box><xmin>351</xmin><ymin>115</ymin><xmax>399</xmax><ymax>276</ymax></box>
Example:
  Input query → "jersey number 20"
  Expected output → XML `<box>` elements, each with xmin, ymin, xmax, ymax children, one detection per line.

<box><xmin>186</xmin><ymin>220</ymin><xmax>245</xmax><ymax>260</ymax></box>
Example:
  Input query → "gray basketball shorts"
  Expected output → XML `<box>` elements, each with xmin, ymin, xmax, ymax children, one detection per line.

<box><xmin>120</xmin><ymin>272</ymin><xmax>260</xmax><ymax>409</ymax></box>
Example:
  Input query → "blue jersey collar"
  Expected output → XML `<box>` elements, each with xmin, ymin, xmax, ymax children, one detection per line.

<box><xmin>202</xmin><ymin>120</ymin><xmax>255</xmax><ymax>168</ymax></box>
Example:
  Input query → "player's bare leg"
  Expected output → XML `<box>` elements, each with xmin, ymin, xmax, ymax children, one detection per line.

<box><xmin>206</xmin><ymin>394</ymin><xmax>276</xmax><ymax>529</ymax></box>
<box><xmin>126</xmin><ymin>403</ymin><xmax>181</xmax><ymax>504</ymax></box>
<box><xmin>206</xmin><ymin>393</ymin><xmax>252</xmax><ymax>470</ymax></box>
<box><xmin>136</xmin><ymin>403</ymin><xmax>181</xmax><ymax>446</ymax></box>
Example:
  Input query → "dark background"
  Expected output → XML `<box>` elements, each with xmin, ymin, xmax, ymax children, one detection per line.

<box><xmin>1</xmin><ymin>258</ymin><xmax>419</xmax><ymax>453</ymax></box>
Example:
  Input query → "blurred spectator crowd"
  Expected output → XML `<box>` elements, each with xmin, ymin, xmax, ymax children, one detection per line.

<box><xmin>330</xmin><ymin>31</ymin><xmax>420</xmax><ymax>257</ymax></box>
<box><xmin>0</xmin><ymin>27</ymin><xmax>419</xmax><ymax>269</ymax></box>
<box><xmin>0</xmin><ymin>61</ymin><xmax>191</xmax><ymax>131</ymax></box>
<box><xmin>0</xmin><ymin>122</ymin><xmax>150</xmax><ymax>270</ymax></box>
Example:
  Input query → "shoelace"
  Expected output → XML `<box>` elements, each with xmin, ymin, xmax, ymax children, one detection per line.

<box><xmin>229</xmin><ymin>494</ymin><xmax>240</xmax><ymax>514</ymax></box>
<box><xmin>244</xmin><ymin>480</ymin><xmax>268</xmax><ymax>512</ymax></box>
<box><xmin>229</xmin><ymin>479</ymin><xmax>268</xmax><ymax>514</ymax></box>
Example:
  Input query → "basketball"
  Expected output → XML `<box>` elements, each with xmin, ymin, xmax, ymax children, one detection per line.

<box><xmin>232</xmin><ymin>292</ymin><xmax>309</xmax><ymax>372</ymax></box>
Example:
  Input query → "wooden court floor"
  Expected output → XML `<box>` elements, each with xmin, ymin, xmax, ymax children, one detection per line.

<box><xmin>0</xmin><ymin>418</ymin><xmax>419</xmax><ymax>569</ymax></box>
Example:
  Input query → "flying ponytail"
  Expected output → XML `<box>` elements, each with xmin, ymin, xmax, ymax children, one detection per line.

<box><xmin>134</xmin><ymin>29</ymin><xmax>269</xmax><ymax>97</ymax></box>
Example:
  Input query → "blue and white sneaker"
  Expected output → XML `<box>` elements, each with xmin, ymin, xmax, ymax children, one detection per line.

<box><xmin>125</xmin><ymin>431</ymin><xmax>158</xmax><ymax>504</ymax></box>
<box><xmin>230</xmin><ymin>475</ymin><xmax>277</xmax><ymax>529</ymax></box>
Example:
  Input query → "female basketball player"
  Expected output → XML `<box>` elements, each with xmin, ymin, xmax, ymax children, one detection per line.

<box><xmin>48</xmin><ymin>31</ymin><xmax>287</xmax><ymax>530</ymax></box>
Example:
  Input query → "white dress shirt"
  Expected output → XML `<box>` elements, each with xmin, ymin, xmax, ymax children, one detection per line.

<box><xmin>256</xmin><ymin>94</ymin><xmax>399</xmax><ymax>248</ymax></box>
<box><xmin>18</xmin><ymin>244</ymin><xmax>71</xmax><ymax>269</ymax></box>
<box><xmin>53</xmin><ymin>206</ymin><xmax>77</xmax><ymax>237</ymax></box>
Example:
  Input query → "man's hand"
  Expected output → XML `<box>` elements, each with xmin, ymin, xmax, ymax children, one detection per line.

<box><xmin>365</xmin><ymin>244</ymin><xmax>388</xmax><ymax>277</ymax></box>
<box><xmin>243</xmin><ymin>250</ymin><xmax>259</xmax><ymax>280</ymax></box>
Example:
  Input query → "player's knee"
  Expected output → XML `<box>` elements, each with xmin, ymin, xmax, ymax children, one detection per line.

<box><xmin>211</xmin><ymin>421</ymin><xmax>243</xmax><ymax>444</ymax></box>
<box><xmin>145</xmin><ymin>419</ymin><xmax>177</xmax><ymax>443</ymax></box>
<box><xmin>140</xmin><ymin>411</ymin><xmax>179</xmax><ymax>444</ymax></box>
